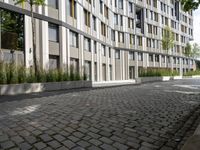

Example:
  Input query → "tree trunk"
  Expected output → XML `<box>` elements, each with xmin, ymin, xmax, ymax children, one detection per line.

<box><xmin>30</xmin><ymin>5</ymin><xmax>38</xmax><ymax>76</ymax></box>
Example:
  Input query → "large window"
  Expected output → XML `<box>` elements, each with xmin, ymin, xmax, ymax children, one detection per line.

<box><xmin>84</xmin><ymin>37</ymin><xmax>91</xmax><ymax>52</ymax></box>
<box><xmin>68</xmin><ymin>0</ymin><xmax>77</xmax><ymax>18</ymax></box>
<box><xmin>48</xmin><ymin>23</ymin><xmax>59</xmax><ymax>42</ymax></box>
<box><xmin>0</xmin><ymin>9</ymin><xmax>24</xmax><ymax>50</ymax></box>
<box><xmin>70</xmin><ymin>31</ymin><xmax>78</xmax><ymax>48</ymax></box>
<box><xmin>48</xmin><ymin>0</ymin><xmax>58</xmax><ymax>9</ymax></box>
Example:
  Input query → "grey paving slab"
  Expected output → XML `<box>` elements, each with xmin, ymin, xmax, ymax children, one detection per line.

<box><xmin>0</xmin><ymin>79</ymin><xmax>200</xmax><ymax>150</ymax></box>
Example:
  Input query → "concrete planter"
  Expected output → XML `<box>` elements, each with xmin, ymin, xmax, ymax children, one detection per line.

<box><xmin>0</xmin><ymin>81</ymin><xmax>92</xmax><ymax>96</ymax></box>
<box><xmin>172</xmin><ymin>76</ymin><xmax>182</xmax><ymax>80</ymax></box>
<box><xmin>136</xmin><ymin>76</ymin><xmax>171</xmax><ymax>83</ymax></box>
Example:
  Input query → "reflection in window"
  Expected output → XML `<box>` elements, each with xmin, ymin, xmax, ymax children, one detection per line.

<box><xmin>0</xmin><ymin>8</ymin><xmax>24</xmax><ymax>51</ymax></box>
<box><xmin>48</xmin><ymin>0</ymin><xmax>58</xmax><ymax>9</ymax></box>
<box><xmin>48</xmin><ymin>23</ymin><xmax>59</xmax><ymax>42</ymax></box>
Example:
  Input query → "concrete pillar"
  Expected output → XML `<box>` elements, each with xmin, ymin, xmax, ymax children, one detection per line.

<box><xmin>153</xmin><ymin>54</ymin><xmax>155</xmax><ymax>67</ymax></box>
<box><xmin>59</xmin><ymin>26</ymin><xmax>67</xmax><ymax>70</ymax></box>
<box><xmin>59</xmin><ymin>0</ymin><xmax>66</xmax><ymax>22</ymax></box>
<box><xmin>106</xmin><ymin>47</ymin><xmax>109</xmax><ymax>81</ymax></box>
<box><xmin>91</xmin><ymin>40</ymin><xmax>94</xmax><ymax>81</ymax></box>
<box><xmin>135</xmin><ymin>52</ymin><xmax>138</xmax><ymax>78</ymax></box>
<box><xmin>170</xmin><ymin>56</ymin><xmax>173</xmax><ymax>71</ymax></box>
<box><xmin>159</xmin><ymin>55</ymin><xmax>162</xmax><ymax>67</ymax></box>
<box><xmin>164</xmin><ymin>56</ymin><xmax>167</xmax><ymax>68</ymax></box>
<box><xmin>66</xmin><ymin>29</ymin><xmax>70</xmax><ymax>70</ymax></box>
<box><xmin>99</xmin><ymin>43</ymin><xmax>102</xmax><ymax>81</ymax></box>
<box><xmin>112</xmin><ymin>49</ymin><xmax>116</xmax><ymax>80</ymax></box>
<box><xmin>122</xmin><ymin>51</ymin><xmax>125</xmax><ymax>80</ymax></box>
<box><xmin>41</xmin><ymin>20</ymin><xmax>49</xmax><ymax>69</ymax></box>
<box><xmin>179</xmin><ymin>57</ymin><xmax>183</xmax><ymax>76</ymax></box>
<box><xmin>79</xmin><ymin>34</ymin><xmax>84</xmax><ymax>76</ymax></box>
<box><xmin>24</xmin><ymin>15</ymin><xmax>33</xmax><ymax>68</ymax></box>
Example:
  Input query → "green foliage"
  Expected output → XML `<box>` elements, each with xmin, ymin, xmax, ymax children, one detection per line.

<box><xmin>13</xmin><ymin>0</ymin><xmax>45</xmax><ymax>6</ymax></box>
<box><xmin>181</xmin><ymin>0</ymin><xmax>200</xmax><ymax>11</ymax></box>
<box><xmin>139</xmin><ymin>67</ymin><xmax>179</xmax><ymax>77</ymax></box>
<box><xmin>184</xmin><ymin>43</ymin><xmax>192</xmax><ymax>57</ymax></box>
<box><xmin>18</xmin><ymin>65</ymin><xmax>26</xmax><ymax>83</ymax></box>
<box><xmin>191</xmin><ymin>43</ymin><xmax>200</xmax><ymax>58</ymax></box>
<box><xmin>0</xmin><ymin>62</ymin><xmax>7</xmax><ymax>84</ymax></box>
<box><xmin>183</xmin><ymin>70</ymin><xmax>200</xmax><ymax>76</ymax></box>
<box><xmin>162</xmin><ymin>26</ymin><xmax>175</xmax><ymax>51</ymax></box>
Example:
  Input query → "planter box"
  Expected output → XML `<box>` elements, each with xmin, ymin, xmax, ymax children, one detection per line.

<box><xmin>0</xmin><ymin>81</ymin><xmax>92</xmax><ymax>96</ymax></box>
<box><xmin>172</xmin><ymin>76</ymin><xmax>182</xmax><ymax>80</ymax></box>
<box><xmin>136</xmin><ymin>76</ymin><xmax>171</xmax><ymax>84</ymax></box>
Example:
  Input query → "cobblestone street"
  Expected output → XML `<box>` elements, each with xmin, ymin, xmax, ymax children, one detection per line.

<box><xmin>0</xmin><ymin>79</ymin><xmax>200</xmax><ymax>150</ymax></box>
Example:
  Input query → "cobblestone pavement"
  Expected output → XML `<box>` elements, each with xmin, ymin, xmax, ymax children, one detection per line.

<box><xmin>0</xmin><ymin>79</ymin><xmax>200</xmax><ymax>150</ymax></box>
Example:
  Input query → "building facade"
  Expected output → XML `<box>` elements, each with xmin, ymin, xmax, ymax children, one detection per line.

<box><xmin>0</xmin><ymin>0</ymin><xmax>196</xmax><ymax>82</ymax></box>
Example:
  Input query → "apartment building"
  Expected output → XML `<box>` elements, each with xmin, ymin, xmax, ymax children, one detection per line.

<box><xmin>0</xmin><ymin>0</ymin><xmax>196</xmax><ymax>82</ymax></box>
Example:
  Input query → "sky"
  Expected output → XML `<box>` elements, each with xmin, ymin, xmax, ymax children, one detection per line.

<box><xmin>193</xmin><ymin>8</ymin><xmax>200</xmax><ymax>44</ymax></box>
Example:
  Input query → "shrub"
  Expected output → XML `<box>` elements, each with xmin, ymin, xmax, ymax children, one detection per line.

<box><xmin>183</xmin><ymin>70</ymin><xmax>200</xmax><ymax>76</ymax></box>
<box><xmin>6</xmin><ymin>63</ymin><xmax>18</xmax><ymax>84</ymax></box>
<box><xmin>0</xmin><ymin>62</ymin><xmax>7</xmax><ymax>84</ymax></box>
<box><xmin>17</xmin><ymin>65</ymin><xmax>26</xmax><ymax>83</ymax></box>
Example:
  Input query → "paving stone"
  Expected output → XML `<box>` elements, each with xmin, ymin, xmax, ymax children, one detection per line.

<box><xmin>47</xmin><ymin>140</ymin><xmax>61</xmax><ymax>149</ymax></box>
<box><xmin>53</xmin><ymin>134</ymin><xmax>65</xmax><ymax>142</ymax></box>
<box><xmin>0</xmin><ymin>140</ymin><xmax>15</xmax><ymax>149</ymax></box>
<box><xmin>62</xmin><ymin>140</ymin><xmax>76</xmax><ymax>149</ymax></box>
<box><xmin>11</xmin><ymin>136</ymin><xmax>24</xmax><ymax>143</ymax></box>
<box><xmin>77</xmin><ymin>140</ymin><xmax>91</xmax><ymax>148</ymax></box>
<box><xmin>113</xmin><ymin>142</ymin><xmax>129</xmax><ymax>150</ymax></box>
<box><xmin>18</xmin><ymin>142</ymin><xmax>32</xmax><ymax>150</ymax></box>
<box><xmin>89</xmin><ymin>139</ymin><xmax>102</xmax><ymax>146</ymax></box>
<box><xmin>34</xmin><ymin>142</ymin><xmax>47</xmax><ymax>150</ymax></box>
<box><xmin>100</xmin><ymin>143</ymin><xmax>117</xmax><ymax>150</ymax></box>
<box><xmin>100</xmin><ymin>137</ymin><xmax>113</xmax><ymax>144</ymax></box>
<box><xmin>0</xmin><ymin>135</ymin><xmax>9</xmax><ymax>142</ymax></box>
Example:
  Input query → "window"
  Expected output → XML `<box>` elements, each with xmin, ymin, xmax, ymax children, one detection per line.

<box><xmin>104</xmin><ymin>5</ymin><xmax>109</xmax><ymax>19</ymax></box>
<box><xmin>84</xmin><ymin>37</ymin><xmax>91</xmax><ymax>52</ymax></box>
<box><xmin>129</xmin><ymin>51</ymin><xmax>134</xmax><ymax>60</ymax></box>
<box><xmin>94</xmin><ymin>41</ymin><xmax>97</xmax><ymax>53</ymax></box>
<box><xmin>130</xmin><ymin>34</ymin><xmax>135</xmax><ymax>45</ymax></box>
<box><xmin>128</xmin><ymin>18</ymin><xmax>134</xmax><ymax>29</ymax></box>
<box><xmin>118</xmin><ymin>32</ymin><xmax>124</xmax><ymax>43</ymax></box>
<box><xmin>48</xmin><ymin>23</ymin><xmax>59</xmax><ymax>42</ymax></box>
<box><xmin>155</xmin><ymin>55</ymin><xmax>159</xmax><ymax>62</ymax></box>
<box><xmin>137</xmin><ymin>36</ymin><xmax>143</xmax><ymax>46</ymax></box>
<box><xmin>68</xmin><ymin>0</ymin><xmax>77</xmax><ymax>18</ymax></box>
<box><xmin>92</xmin><ymin>15</ymin><xmax>96</xmax><ymax>31</ymax></box>
<box><xmin>49</xmin><ymin>55</ymin><xmax>59</xmax><ymax>70</ymax></box>
<box><xmin>114</xmin><ymin>13</ymin><xmax>118</xmax><ymax>25</ymax></box>
<box><xmin>102</xmin><ymin>44</ymin><xmax>106</xmax><ymax>56</ymax></box>
<box><xmin>70</xmin><ymin>31</ymin><xmax>78</xmax><ymax>48</ymax></box>
<box><xmin>111</xmin><ymin>30</ymin><xmax>115</xmax><ymax>41</ymax></box>
<box><xmin>84</xmin><ymin>9</ymin><xmax>90</xmax><ymax>27</ymax></box>
<box><xmin>149</xmin><ymin>54</ymin><xmax>153</xmax><ymax>62</ymax></box>
<box><xmin>84</xmin><ymin>61</ymin><xmax>91</xmax><ymax>81</ymax></box>
<box><xmin>115</xmin><ymin>50</ymin><xmax>120</xmax><ymax>59</ymax></box>
<box><xmin>0</xmin><ymin>8</ymin><xmax>24</xmax><ymax>51</ymax></box>
<box><xmin>120</xmin><ymin>15</ymin><xmax>123</xmax><ymax>26</ymax></box>
<box><xmin>109</xmin><ymin>48</ymin><xmax>111</xmax><ymax>58</ymax></box>
<box><xmin>129</xmin><ymin>2</ymin><xmax>133</xmax><ymax>13</ymax></box>
<box><xmin>100</xmin><ymin>0</ymin><xmax>103</xmax><ymax>14</ymax></box>
<box><xmin>138</xmin><ymin>53</ymin><xmax>143</xmax><ymax>61</ymax></box>
<box><xmin>101</xmin><ymin>22</ymin><xmax>106</xmax><ymax>36</ymax></box>
<box><xmin>118</xmin><ymin>0</ymin><xmax>123</xmax><ymax>9</ymax></box>
<box><xmin>48</xmin><ymin>0</ymin><xmax>58</xmax><ymax>9</ymax></box>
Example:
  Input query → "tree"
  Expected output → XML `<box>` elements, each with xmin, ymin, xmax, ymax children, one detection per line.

<box><xmin>14</xmin><ymin>0</ymin><xmax>45</xmax><ymax>75</ymax></box>
<box><xmin>162</xmin><ymin>26</ymin><xmax>175</xmax><ymax>53</ymax></box>
<box><xmin>184</xmin><ymin>43</ymin><xmax>192</xmax><ymax>57</ymax></box>
<box><xmin>191</xmin><ymin>43</ymin><xmax>200</xmax><ymax>58</ymax></box>
<box><xmin>181</xmin><ymin>0</ymin><xmax>200</xmax><ymax>11</ymax></box>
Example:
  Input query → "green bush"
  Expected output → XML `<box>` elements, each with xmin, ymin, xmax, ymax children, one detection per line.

<box><xmin>0</xmin><ymin>62</ymin><xmax>7</xmax><ymax>84</ymax></box>
<box><xmin>139</xmin><ymin>67</ymin><xmax>179</xmax><ymax>77</ymax></box>
<box><xmin>183</xmin><ymin>70</ymin><xmax>200</xmax><ymax>76</ymax></box>
<box><xmin>0</xmin><ymin>62</ymin><xmax>87</xmax><ymax>85</ymax></box>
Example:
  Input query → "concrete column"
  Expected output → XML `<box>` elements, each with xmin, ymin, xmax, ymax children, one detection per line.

<box><xmin>164</xmin><ymin>56</ymin><xmax>167</xmax><ymax>68</ymax></box>
<box><xmin>41</xmin><ymin>20</ymin><xmax>49</xmax><ymax>69</ymax></box>
<box><xmin>106</xmin><ymin>47</ymin><xmax>110</xmax><ymax>81</ymax></box>
<box><xmin>59</xmin><ymin>0</ymin><xmax>66</xmax><ymax>22</ymax></box>
<box><xmin>122</xmin><ymin>51</ymin><xmax>125</xmax><ymax>80</ymax></box>
<box><xmin>159</xmin><ymin>55</ymin><xmax>162</xmax><ymax>67</ymax></box>
<box><xmin>59</xmin><ymin>26</ymin><xmax>67</xmax><ymax>70</ymax></box>
<box><xmin>24</xmin><ymin>15</ymin><xmax>33</xmax><ymax>68</ymax></box>
<box><xmin>170</xmin><ymin>56</ymin><xmax>173</xmax><ymax>71</ymax></box>
<box><xmin>91</xmin><ymin>40</ymin><xmax>94</xmax><ymax>82</ymax></box>
<box><xmin>135</xmin><ymin>52</ymin><xmax>138</xmax><ymax>78</ymax></box>
<box><xmin>153</xmin><ymin>54</ymin><xmax>155</xmax><ymax>67</ymax></box>
<box><xmin>179</xmin><ymin>57</ymin><xmax>183</xmax><ymax>76</ymax></box>
<box><xmin>146</xmin><ymin>53</ymin><xmax>149</xmax><ymax>68</ymax></box>
<box><xmin>66</xmin><ymin>29</ymin><xmax>70</xmax><ymax>70</ymax></box>
<box><xmin>112</xmin><ymin>49</ymin><xmax>116</xmax><ymax>80</ymax></box>
<box><xmin>79</xmin><ymin>34</ymin><xmax>84</xmax><ymax>76</ymax></box>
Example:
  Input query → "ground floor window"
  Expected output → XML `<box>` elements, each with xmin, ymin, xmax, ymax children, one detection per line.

<box><xmin>109</xmin><ymin>64</ymin><xmax>112</xmax><ymax>81</ymax></box>
<box><xmin>102</xmin><ymin>64</ymin><xmax>106</xmax><ymax>81</ymax></box>
<box><xmin>84</xmin><ymin>61</ymin><xmax>91</xmax><ymax>81</ymax></box>
<box><xmin>49</xmin><ymin>55</ymin><xmax>59</xmax><ymax>70</ymax></box>
<box><xmin>70</xmin><ymin>58</ymin><xmax>79</xmax><ymax>73</ymax></box>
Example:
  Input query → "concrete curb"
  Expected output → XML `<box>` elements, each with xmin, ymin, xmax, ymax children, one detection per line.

<box><xmin>181</xmin><ymin>125</ymin><xmax>200</xmax><ymax>150</ymax></box>
<box><xmin>0</xmin><ymin>81</ymin><xmax>92</xmax><ymax>96</ymax></box>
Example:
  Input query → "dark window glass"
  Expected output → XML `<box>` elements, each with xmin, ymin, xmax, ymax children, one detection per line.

<box><xmin>48</xmin><ymin>23</ymin><xmax>59</xmax><ymax>42</ymax></box>
<box><xmin>0</xmin><ymin>9</ymin><xmax>24</xmax><ymax>51</ymax></box>
<box><xmin>48</xmin><ymin>0</ymin><xmax>58</xmax><ymax>9</ymax></box>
